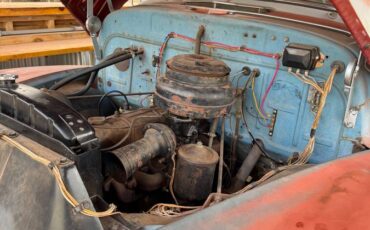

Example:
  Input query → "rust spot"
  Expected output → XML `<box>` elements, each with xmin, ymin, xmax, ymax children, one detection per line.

<box><xmin>296</xmin><ymin>221</ymin><xmax>304</xmax><ymax>228</ymax></box>
<box><xmin>319</xmin><ymin>184</ymin><xmax>348</xmax><ymax>204</ymax></box>
<box><xmin>171</xmin><ymin>95</ymin><xmax>183</xmax><ymax>103</ymax></box>
<box><xmin>185</xmin><ymin>96</ymin><xmax>193</xmax><ymax>104</ymax></box>
<box><xmin>319</xmin><ymin>171</ymin><xmax>362</xmax><ymax>204</ymax></box>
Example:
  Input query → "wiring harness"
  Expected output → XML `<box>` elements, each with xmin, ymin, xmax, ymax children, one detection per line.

<box><xmin>7</xmin><ymin>31</ymin><xmax>340</xmax><ymax>219</ymax></box>
<box><xmin>148</xmin><ymin>64</ymin><xmax>340</xmax><ymax>217</ymax></box>
<box><xmin>156</xmin><ymin>32</ymin><xmax>280</xmax><ymax>117</ymax></box>
<box><xmin>0</xmin><ymin>133</ymin><xmax>120</xmax><ymax>218</ymax></box>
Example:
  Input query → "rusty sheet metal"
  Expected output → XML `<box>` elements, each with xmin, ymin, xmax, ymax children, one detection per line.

<box><xmin>163</xmin><ymin>150</ymin><xmax>370</xmax><ymax>230</ymax></box>
<box><xmin>89</xmin><ymin>108</ymin><xmax>164</xmax><ymax>149</ymax></box>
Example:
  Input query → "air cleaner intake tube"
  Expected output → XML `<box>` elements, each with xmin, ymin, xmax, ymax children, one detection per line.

<box><xmin>105</xmin><ymin>123</ymin><xmax>176</xmax><ymax>182</ymax></box>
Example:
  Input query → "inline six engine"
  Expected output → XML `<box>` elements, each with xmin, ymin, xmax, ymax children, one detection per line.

<box><xmin>0</xmin><ymin>34</ymin><xmax>360</xmax><ymax>228</ymax></box>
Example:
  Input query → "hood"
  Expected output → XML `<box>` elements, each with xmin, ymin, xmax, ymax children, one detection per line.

<box><xmin>331</xmin><ymin>0</ymin><xmax>370</xmax><ymax>64</ymax></box>
<box><xmin>61</xmin><ymin>0</ymin><xmax>370</xmax><ymax>63</ymax></box>
<box><xmin>60</xmin><ymin>0</ymin><xmax>128</xmax><ymax>30</ymax></box>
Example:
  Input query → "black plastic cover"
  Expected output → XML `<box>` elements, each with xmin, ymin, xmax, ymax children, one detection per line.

<box><xmin>0</xmin><ymin>81</ymin><xmax>102</xmax><ymax>195</ymax></box>
<box><xmin>282</xmin><ymin>43</ymin><xmax>320</xmax><ymax>70</ymax></box>
<box><xmin>0</xmin><ymin>83</ymin><xmax>97</xmax><ymax>153</ymax></box>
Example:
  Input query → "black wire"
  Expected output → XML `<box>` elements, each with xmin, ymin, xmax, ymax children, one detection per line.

<box><xmin>49</xmin><ymin>50</ymin><xmax>142</xmax><ymax>90</ymax></box>
<box><xmin>98</xmin><ymin>95</ymin><xmax>118</xmax><ymax>116</ymax></box>
<box><xmin>98</xmin><ymin>90</ymin><xmax>130</xmax><ymax>116</ymax></box>
<box><xmin>240</xmin><ymin>73</ymin><xmax>277</xmax><ymax>162</ymax></box>
<box><xmin>67</xmin><ymin>92</ymin><xmax>153</xmax><ymax>100</ymax></box>
<box><xmin>67</xmin><ymin>71</ymin><xmax>98</xmax><ymax>96</ymax></box>
<box><xmin>67</xmin><ymin>49</ymin><xmax>135</xmax><ymax>96</ymax></box>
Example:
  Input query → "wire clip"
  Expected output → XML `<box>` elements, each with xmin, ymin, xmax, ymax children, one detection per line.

<box><xmin>72</xmin><ymin>200</ymin><xmax>90</xmax><ymax>215</ymax></box>
<box><xmin>0</xmin><ymin>129</ymin><xmax>18</xmax><ymax>138</ymax></box>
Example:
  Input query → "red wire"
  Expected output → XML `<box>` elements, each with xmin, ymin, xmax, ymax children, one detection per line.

<box><xmin>260</xmin><ymin>58</ymin><xmax>280</xmax><ymax>115</ymax></box>
<box><xmin>158</xmin><ymin>32</ymin><xmax>280</xmax><ymax>115</ymax></box>
<box><xmin>157</xmin><ymin>33</ymin><xmax>173</xmax><ymax>77</ymax></box>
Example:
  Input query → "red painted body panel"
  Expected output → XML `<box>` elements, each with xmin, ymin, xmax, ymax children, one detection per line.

<box><xmin>1</xmin><ymin>65</ymin><xmax>86</xmax><ymax>83</ymax></box>
<box><xmin>331</xmin><ymin>0</ymin><xmax>370</xmax><ymax>64</ymax></box>
<box><xmin>165</xmin><ymin>151</ymin><xmax>370</xmax><ymax>230</ymax></box>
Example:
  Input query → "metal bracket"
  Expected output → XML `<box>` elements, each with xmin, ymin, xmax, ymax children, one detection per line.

<box><xmin>307</xmin><ymin>82</ymin><xmax>323</xmax><ymax>113</ymax></box>
<box><xmin>72</xmin><ymin>200</ymin><xmax>90</xmax><ymax>215</ymax></box>
<box><xmin>0</xmin><ymin>129</ymin><xmax>18</xmax><ymax>138</ymax></box>
<box><xmin>343</xmin><ymin>53</ymin><xmax>362</xmax><ymax>128</ymax></box>
<box><xmin>106</xmin><ymin>0</ymin><xmax>115</xmax><ymax>12</ymax></box>
<box><xmin>344</xmin><ymin>108</ymin><xmax>359</xmax><ymax>128</ymax></box>
<box><xmin>86</xmin><ymin>0</ymin><xmax>102</xmax><ymax>60</ymax></box>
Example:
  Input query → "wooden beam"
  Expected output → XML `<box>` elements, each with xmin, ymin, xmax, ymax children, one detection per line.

<box><xmin>4</xmin><ymin>21</ymin><xmax>13</xmax><ymax>31</ymax></box>
<box><xmin>0</xmin><ymin>8</ymin><xmax>70</xmax><ymax>17</ymax></box>
<box><xmin>45</xmin><ymin>19</ymin><xmax>55</xmax><ymax>29</ymax></box>
<box><xmin>0</xmin><ymin>38</ymin><xmax>93</xmax><ymax>62</ymax></box>
<box><xmin>0</xmin><ymin>31</ymin><xmax>89</xmax><ymax>46</ymax></box>
<box><xmin>0</xmin><ymin>3</ymin><xmax>69</xmax><ymax>17</ymax></box>
<box><xmin>0</xmin><ymin>2</ymin><xmax>65</xmax><ymax>8</ymax></box>
<box><xmin>0</xmin><ymin>15</ymin><xmax>74</xmax><ymax>23</ymax></box>
<box><xmin>0</xmin><ymin>2</ymin><xmax>93</xmax><ymax>63</ymax></box>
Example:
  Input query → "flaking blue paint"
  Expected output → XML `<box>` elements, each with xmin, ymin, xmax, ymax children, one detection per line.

<box><xmin>98</xmin><ymin>6</ymin><xmax>369</xmax><ymax>163</ymax></box>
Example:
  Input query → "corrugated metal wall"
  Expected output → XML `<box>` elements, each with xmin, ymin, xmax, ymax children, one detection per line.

<box><xmin>0</xmin><ymin>51</ymin><xmax>93</xmax><ymax>69</ymax></box>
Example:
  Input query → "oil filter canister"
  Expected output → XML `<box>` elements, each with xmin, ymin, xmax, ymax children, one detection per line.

<box><xmin>174</xmin><ymin>143</ymin><xmax>219</xmax><ymax>201</ymax></box>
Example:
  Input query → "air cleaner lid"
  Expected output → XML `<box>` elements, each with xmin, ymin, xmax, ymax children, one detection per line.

<box><xmin>167</xmin><ymin>54</ymin><xmax>230</xmax><ymax>77</ymax></box>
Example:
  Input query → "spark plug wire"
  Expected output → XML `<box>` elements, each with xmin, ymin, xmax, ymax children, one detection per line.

<box><xmin>149</xmin><ymin>64</ymin><xmax>339</xmax><ymax>217</ymax></box>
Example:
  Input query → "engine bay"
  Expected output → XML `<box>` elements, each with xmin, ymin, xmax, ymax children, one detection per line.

<box><xmin>0</xmin><ymin>4</ymin><xmax>369</xmax><ymax>228</ymax></box>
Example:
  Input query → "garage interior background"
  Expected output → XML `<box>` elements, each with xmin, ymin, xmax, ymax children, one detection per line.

<box><xmin>0</xmin><ymin>0</ymin><xmax>139</xmax><ymax>69</ymax></box>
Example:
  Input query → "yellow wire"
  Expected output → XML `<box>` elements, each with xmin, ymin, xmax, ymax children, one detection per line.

<box><xmin>4</xmin><ymin>68</ymin><xmax>337</xmax><ymax>219</ymax></box>
<box><xmin>289</xmin><ymin>72</ymin><xmax>324</xmax><ymax>94</ymax></box>
<box><xmin>0</xmin><ymin>134</ymin><xmax>120</xmax><ymax>218</ymax></box>
<box><xmin>251</xmin><ymin>77</ymin><xmax>267</xmax><ymax>121</ymax></box>
<box><xmin>289</xmin><ymin>66</ymin><xmax>338</xmax><ymax>165</ymax></box>
<box><xmin>149</xmin><ymin>67</ymin><xmax>340</xmax><ymax>217</ymax></box>
<box><xmin>169</xmin><ymin>152</ymin><xmax>179</xmax><ymax>205</ymax></box>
